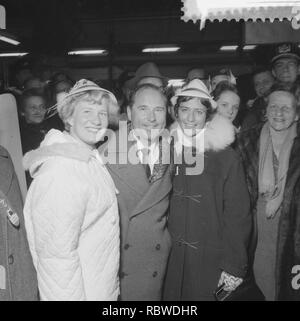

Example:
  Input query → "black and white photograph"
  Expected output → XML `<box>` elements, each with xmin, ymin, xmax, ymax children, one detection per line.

<box><xmin>0</xmin><ymin>0</ymin><xmax>299</xmax><ymax>308</ymax></box>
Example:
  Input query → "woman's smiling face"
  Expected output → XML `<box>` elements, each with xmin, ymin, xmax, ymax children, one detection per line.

<box><xmin>177</xmin><ymin>97</ymin><xmax>207</xmax><ymax>137</ymax></box>
<box><xmin>68</xmin><ymin>98</ymin><xmax>109</xmax><ymax>148</ymax></box>
<box><xmin>266</xmin><ymin>91</ymin><xmax>298</xmax><ymax>132</ymax></box>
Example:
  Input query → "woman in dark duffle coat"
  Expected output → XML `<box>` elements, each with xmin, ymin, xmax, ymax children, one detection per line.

<box><xmin>163</xmin><ymin>79</ymin><xmax>252</xmax><ymax>301</ymax></box>
<box><xmin>235</xmin><ymin>85</ymin><xmax>300</xmax><ymax>301</ymax></box>
<box><xmin>0</xmin><ymin>145</ymin><xmax>38</xmax><ymax>301</ymax></box>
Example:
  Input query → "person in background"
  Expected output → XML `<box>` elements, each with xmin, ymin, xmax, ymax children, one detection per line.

<box><xmin>0</xmin><ymin>145</ymin><xmax>38</xmax><ymax>301</ymax></box>
<box><xmin>212</xmin><ymin>82</ymin><xmax>241</xmax><ymax>131</ymax></box>
<box><xmin>127</xmin><ymin>62</ymin><xmax>168</xmax><ymax>91</ymax></box>
<box><xmin>23</xmin><ymin>77</ymin><xmax>44</xmax><ymax>91</ymax></box>
<box><xmin>185</xmin><ymin>67</ymin><xmax>209</xmax><ymax>89</ymax></box>
<box><xmin>163</xmin><ymin>79</ymin><xmax>251</xmax><ymax>301</ymax></box>
<box><xmin>236</xmin><ymin>85</ymin><xmax>300</xmax><ymax>300</ymax></box>
<box><xmin>19</xmin><ymin>89</ymin><xmax>50</xmax><ymax>186</ymax></box>
<box><xmin>6</xmin><ymin>60</ymin><xmax>33</xmax><ymax>97</ymax></box>
<box><xmin>23</xmin><ymin>79</ymin><xmax>120</xmax><ymax>301</ymax></box>
<box><xmin>115</xmin><ymin>70</ymin><xmax>135</xmax><ymax>121</ymax></box>
<box><xmin>242</xmin><ymin>67</ymin><xmax>275</xmax><ymax>131</ymax></box>
<box><xmin>209</xmin><ymin>67</ymin><xmax>236</xmax><ymax>92</ymax></box>
<box><xmin>271</xmin><ymin>43</ymin><xmax>300</xmax><ymax>89</ymax></box>
<box><xmin>52</xmin><ymin>79</ymin><xmax>73</xmax><ymax>97</ymax></box>
<box><xmin>47</xmin><ymin>76</ymin><xmax>74</xmax><ymax>131</ymax></box>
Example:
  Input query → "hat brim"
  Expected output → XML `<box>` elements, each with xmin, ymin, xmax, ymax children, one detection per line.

<box><xmin>171</xmin><ymin>91</ymin><xmax>217</xmax><ymax>109</ymax></box>
<box><xmin>63</xmin><ymin>85</ymin><xmax>117</xmax><ymax>104</ymax></box>
<box><xmin>271</xmin><ymin>53</ymin><xmax>300</xmax><ymax>64</ymax></box>
<box><xmin>46</xmin><ymin>85</ymin><xmax>118</xmax><ymax>119</ymax></box>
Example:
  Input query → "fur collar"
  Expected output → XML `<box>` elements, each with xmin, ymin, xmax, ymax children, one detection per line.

<box><xmin>171</xmin><ymin>114</ymin><xmax>235</xmax><ymax>153</ymax></box>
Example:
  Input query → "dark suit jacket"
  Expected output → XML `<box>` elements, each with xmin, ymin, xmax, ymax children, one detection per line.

<box><xmin>100</xmin><ymin>132</ymin><xmax>173</xmax><ymax>301</ymax></box>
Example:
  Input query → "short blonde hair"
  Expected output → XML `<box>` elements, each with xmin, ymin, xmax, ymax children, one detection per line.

<box><xmin>58</xmin><ymin>90</ymin><xmax>118</xmax><ymax>131</ymax></box>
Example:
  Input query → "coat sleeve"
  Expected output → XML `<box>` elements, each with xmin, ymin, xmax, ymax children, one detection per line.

<box><xmin>220</xmin><ymin>151</ymin><xmax>252</xmax><ymax>278</ymax></box>
<box><xmin>26</xmin><ymin>159</ymin><xmax>88</xmax><ymax>301</ymax></box>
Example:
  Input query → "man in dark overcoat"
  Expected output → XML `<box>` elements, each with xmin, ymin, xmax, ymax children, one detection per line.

<box><xmin>100</xmin><ymin>84</ymin><xmax>173</xmax><ymax>300</ymax></box>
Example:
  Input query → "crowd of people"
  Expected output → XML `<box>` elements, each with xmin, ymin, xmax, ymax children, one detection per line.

<box><xmin>0</xmin><ymin>42</ymin><xmax>300</xmax><ymax>301</ymax></box>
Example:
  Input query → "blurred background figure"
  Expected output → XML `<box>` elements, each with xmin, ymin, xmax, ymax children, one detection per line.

<box><xmin>212</xmin><ymin>82</ymin><xmax>241</xmax><ymax>131</ymax></box>
<box><xmin>23</xmin><ymin>76</ymin><xmax>45</xmax><ymax>91</ymax></box>
<box><xmin>209</xmin><ymin>67</ymin><xmax>237</xmax><ymax>92</ymax></box>
<box><xmin>242</xmin><ymin>67</ymin><xmax>275</xmax><ymax>130</ymax></box>
<box><xmin>7</xmin><ymin>60</ymin><xmax>33</xmax><ymax>97</ymax></box>
<box><xmin>19</xmin><ymin>88</ymin><xmax>50</xmax><ymax>186</ymax></box>
<box><xmin>46</xmin><ymin>72</ymin><xmax>74</xmax><ymax>131</ymax></box>
<box><xmin>186</xmin><ymin>67</ymin><xmax>209</xmax><ymax>88</ymax></box>
<box><xmin>127</xmin><ymin>62</ymin><xmax>168</xmax><ymax>90</ymax></box>
<box><xmin>52</xmin><ymin>78</ymin><xmax>73</xmax><ymax>97</ymax></box>
<box><xmin>271</xmin><ymin>43</ymin><xmax>300</xmax><ymax>89</ymax></box>
<box><xmin>114</xmin><ymin>70</ymin><xmax>135</xmax><ymax>121</ymax></box>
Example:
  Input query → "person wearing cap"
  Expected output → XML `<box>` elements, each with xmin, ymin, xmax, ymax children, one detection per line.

<box><xmin>127</xmin><ymin>62</ymin><xmax>168</xmax><ymax>91</ymax></box>
<box><xmin>242</xmin><ymin>67</ymin><xmax>275</xmax><ymax>131</ymax></box>
<box><xmin>100</xmin><ymin>83</ymin><xmax>173</xmax><ymax>301</ymax></box>
<box><xmin>0</xmin><ymin>145</ymin><xmax>38</xmax><ymax>301</ymax></box>
<box><xmin>163</xmin><ymin>79</ymin><xmax>251</xmax><ymax>301</ymax></box>
<box><xmin>236</xmin><ymin>84</ymin><xmax>300</xmax><ymax>300</ymax></box>
<box><xmin>271</xmin><ymin>43</ymin><xmax>300</xmax><ymax>88</ymax></box>
<box><xmin>23</xmin><ymin>79</ymin><xmax>120</xmax><ymax>301</ymax></box>
<box><xmin>210</xmin><ymin>67</ymin><xmax>237</xmax><ymax>92</ymax></box>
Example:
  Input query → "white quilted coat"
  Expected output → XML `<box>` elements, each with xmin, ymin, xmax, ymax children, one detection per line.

<box><xmin>23</xmin><ymin>130</ymin><xmax>120</xmax><ymax>301</ymax></box>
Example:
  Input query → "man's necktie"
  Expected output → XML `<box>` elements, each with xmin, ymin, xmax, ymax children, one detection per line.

<box><xmin>139</xmin><ymin>148</ymin><xmax>151</xmax><ymax>179</ymax></box>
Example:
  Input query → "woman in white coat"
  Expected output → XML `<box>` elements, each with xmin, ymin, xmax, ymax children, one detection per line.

<box><xmin>23</xmin><ymin>79</ymin><xmax>120</xmax><ymax>301</ymax></box>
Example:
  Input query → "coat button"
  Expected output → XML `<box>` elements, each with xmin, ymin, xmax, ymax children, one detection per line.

<box><xmin>8</xmin><ymin>254</ymin><xmax>14</xmax><ymax>265</ymax></box>
<box><xmin>155</xmin><ymin>244</ymin><xmax>161</xmax><ymax>250</ymax></box>
<box><xmin>152</xmin><ymin>271</ymin><xmax>158</xmax><ymax>278</ymax></box>
<box><xmin>120</xmin><ymin>271</ymin><xmax>128</xmax><ymax>279</ymax></box>
<box><xmin>124</xmin><ymin>244</ymin><xmax>130</xmax><ymax>250</ymax></box>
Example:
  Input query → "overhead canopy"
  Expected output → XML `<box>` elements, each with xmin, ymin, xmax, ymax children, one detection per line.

<box><xmin>182</xmin><ymin>0</ymin><xmax>300</xmax><ymax>29</ymax></box>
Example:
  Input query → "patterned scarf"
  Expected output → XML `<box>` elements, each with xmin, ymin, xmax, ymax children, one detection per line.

<box><xmin>258</xmin><ymin>122</ymin><xmax>297</xmax><ymax>218</ymax></box>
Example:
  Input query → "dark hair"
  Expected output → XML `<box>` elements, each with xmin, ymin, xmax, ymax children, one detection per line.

<box><xmin>211</xmin><ymin>82</ymin><xmax>239</xmax><ymax>101</ymax></box>
<box><xmin>20</xmin><ymin>88</ymin><xmax>46</xmax><ymax>112</ymax></box>
<box><xmin>252</xmin><ymin>66</ymin><xmax>273</xmax><ymax>79</ymax></box>
<box><xmin>128</xmin><ymin>83</ymin><xmax>167</xmax><ymax>108</ymax></box>
<box><xmin>174</xmin><ymin>96</ymin><xmax>214</xmax><ymax>121</ymax></box>
<box><xmin>268</xmin><ymin>82</ymin><xmax>296</xmax><ymax>95</ymax></box>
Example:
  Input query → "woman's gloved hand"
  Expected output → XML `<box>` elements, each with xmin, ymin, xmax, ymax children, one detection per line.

<box><xmin>218</xmin><ymin>271</ymin><xmax>243</xmax><ymax>292</ymax></box>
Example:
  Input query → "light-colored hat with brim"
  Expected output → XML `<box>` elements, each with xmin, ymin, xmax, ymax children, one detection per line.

<box><xmin>171</xmin><ymin>79</ymin><xmax>217</xmax><ymax>109</ymax></box>
<box><xmin>126</xmin><ymin>62</ymin><xmax>168</xmax><ymax>90</ymax></box>
<box><xmin>46</xmin><ymin>79</ymin><xmax>118</xmax><ymax>118</ymax></box>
